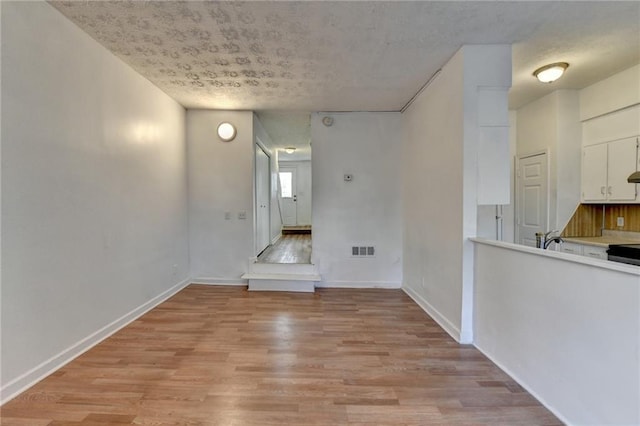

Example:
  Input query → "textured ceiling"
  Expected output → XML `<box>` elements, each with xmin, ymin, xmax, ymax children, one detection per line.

<box><xmin>48</xmin><ymin>1</ymin><xmax>638</xmax><ymax>158</ymax></box>
<box><xmin>50</xmin><ymin>1</ymin><xmax>640</xmax><ymax>113</ymax></box>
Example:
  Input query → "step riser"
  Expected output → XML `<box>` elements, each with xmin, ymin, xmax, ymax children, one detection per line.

<box><xmin>248</xmin><ymin>279</ymin><xmax>315</xmax><ymax>293</ymax></box>
<box><xmin>248</xmin><ymin>263</ymin><xmax>317</xmax><ymax>275</ymax></box>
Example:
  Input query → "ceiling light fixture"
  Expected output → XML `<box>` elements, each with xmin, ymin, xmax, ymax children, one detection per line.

<box><xmin>217</xmin><ymin>122</ymin><xmax>236</xmax><ymax>142</ymax></box>
<box><xmin>533</xmin><ymin>62</ymin><xmax>569</xmax><ymax>83</ymax></box>
<box><xmin>284</xmin><ymin>147</ymin><xmax>296</xmax><ymax>154</ymax></box>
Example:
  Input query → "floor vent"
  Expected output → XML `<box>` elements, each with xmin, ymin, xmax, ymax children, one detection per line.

<box><xmin>352</xmin><ymin>246</ymin><xmax>375</xmax><ymax>257</ymax></box>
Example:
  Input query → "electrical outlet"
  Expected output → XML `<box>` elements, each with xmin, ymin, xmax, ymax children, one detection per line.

<box><xmin>617</xmin><ymin>216</ymin><xmax>624</xmax><ymax>227</ymax></box>
<box><xmin>224</xmin><ymin>212</ymin><xmax>231</xmax><ymax>220</ymax></box>
<box><xmin>238</xmin><ymin>211</ymin><xmax>247</xmax><ymax>220</ymax></box>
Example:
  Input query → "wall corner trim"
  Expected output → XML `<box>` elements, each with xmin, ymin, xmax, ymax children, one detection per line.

<box><xmin>402</xmin><ymin>285</ymin><xmax>461</xmax><ymax>342</ymax></box>
<box><xmin>0</xmin><ymin>277</ymin><xmax>192</xmax><ymax>405</ymax></box>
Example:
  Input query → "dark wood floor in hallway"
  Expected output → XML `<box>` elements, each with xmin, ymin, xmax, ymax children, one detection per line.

<box><xmin>1</xmin><ymin>285</ymin><xmax>561</xmax><ymax>425</ymax></box>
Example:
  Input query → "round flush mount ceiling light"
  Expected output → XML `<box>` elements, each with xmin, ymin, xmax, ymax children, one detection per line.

<box><xmin>284</xmin><ymin>147</ymin><xmax>296</xmax><ymax>154</ymax></box>
<box><xmin>217</xmin><ymin>122</ymin><xmax>236</xmax><ymax>142</ymax></box>
<box><xmin>533</xmin><ymin>62</ymin><xmax>569</xmax><ymax>83</ymax></box>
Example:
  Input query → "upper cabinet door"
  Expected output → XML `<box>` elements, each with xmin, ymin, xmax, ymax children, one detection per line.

<box><xmin>607</xmin><ymin>137</ymin><xmax>638</xmax><ymax>201</ymax></box>
<box><xmin>582</xmin><ymin>143</ymin><xmax>608</xmax><ymax>202</ymax></box>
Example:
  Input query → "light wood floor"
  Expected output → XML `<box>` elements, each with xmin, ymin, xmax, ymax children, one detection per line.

<box><xmin>258</xmin><ymin>234</ymin><xmax>311</xmax><ymax>264</ymax></box>
<box><xmin>1</xmin><ymin>286</ymin><xmax>561</xmax><ymax>425</ymax></box>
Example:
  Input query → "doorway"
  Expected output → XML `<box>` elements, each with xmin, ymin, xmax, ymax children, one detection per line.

<box><xmin>255</xmin><ymin>143</ymin><xmax>271</xmax><ymax>256</ymax></box>
<box><xmin>254</xmin><ymin>111</ymin><xmax>313</xmax><ymax>265</ymax></box>
<box><xmin>516</xmin><ymin>151</ymin><xmax>549</xmax><ymax>247</ymax></box>
<box><xmin>258</xmin><ymin>159</ymin><xmax>313</xmax><ymax>264</ymax></box>
<box><xmin>279</xmin><ymin>166</ymin><xmax>297</xmax><ymax>226</ymax></box>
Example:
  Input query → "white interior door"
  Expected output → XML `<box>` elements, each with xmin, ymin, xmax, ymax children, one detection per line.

<box><xmin>255</xmin><ymin>145</ymin><xmax>270</xmax><ymax>254</ymax></box>
<box><xmin>279</xmin><ymin>166</ymin><xmax>297</xmax><ymax>226</ymax></box>
<box><xmin>516</xmin><ymin>153</ymin><xmax>548</xmax><ymax>247</ymax></box>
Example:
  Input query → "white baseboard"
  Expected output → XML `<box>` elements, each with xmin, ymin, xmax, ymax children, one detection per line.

<box><xmin>190</xmin><ymin>277</ymin><xmax>248</xmax><ymax>286</ymax></box>
<box><xmin>473</xmin><ymin>342</ymin><xmax>570</xmax><ymax>426</ymax></box>
<box><xmin>315</xmin><ymin>280</ymin><xmax>401</xmax><ymax>289</ymax></box>
<box><xmin>402</xmin><ymin>285</ymin><xmax>461</xmax><ymax>342</ymax></box>
<box><xmin>0</xmin><ymin>277</ymin><xmax>191</xmax><ymax>405</ymax></box>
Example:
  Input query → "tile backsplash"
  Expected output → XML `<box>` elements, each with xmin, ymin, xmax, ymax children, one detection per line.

<box><xmin>562</xmin><ymin>204</ymin><xmax>640</xmax><ymax>237</ymax></box>
<box><xmin>604</xmin><ymin>205</ymin><xmax>640</xmax><ymax>231</ymax></box>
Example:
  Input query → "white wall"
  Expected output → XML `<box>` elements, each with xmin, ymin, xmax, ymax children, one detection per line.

<box><xmin>555</xmin><ymin>91</ymin><xmax>582</xmax><ymax>229</ymax></box>
<box><xmin>516</xmin><ymin>90</ymin><xmax>581</xmax><ymax>232</ymax></box>
<box><xmin>504</xmin><ymin>110</ymin><xmax>518</xmax><ymax>243</ymax></box>
<box><xmin>473</xmin><ymin>240</ymin><xmax>639</xmax><ymax>426</ymax></box>
<box><xmin>580</xmin><ymin>64</ymin><xmax>640</xmax><ymax>121</ymax></box>
<box><xmin>402</xmin><ymin>45</ymin><xmax>511</xmax><ymax>342</ymax></box>
<box><xmin>1</xmin><ymin>1</ymin><xmax>188</xmax><ymax>399</ymax></box>
<box><xmin>402</xmin><ymin>52</ymin><xmax>465</xmax><ymax>339</ymax></box>
<box><xmin>279</xmin><ymin>160</ymin><xmax>312</xmax><ymax>226</ymax></box>
<box><xmin>253</xmin><ymin>115</ymin><xmax>282</xmax><ymax>244</ymax></box>
<box><xmin>580</xmin><ymin>64</ymin><xmax>640</xmax><ymax>151</ymax></box>
<box><xmin>187</xmin><ymin>110</ymin><xmax>254</xmax><ymax>283</ymax></box>
<box><xmin>311</xmin><ymin>112</ymin><xmax>403</xmax><ymax>288</ymax></box>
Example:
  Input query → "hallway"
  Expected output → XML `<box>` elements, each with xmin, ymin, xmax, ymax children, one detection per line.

<box><xmin>257</xmin><ymin>234</ymin><xmax>312</xmax><ymax>264</ymax></box>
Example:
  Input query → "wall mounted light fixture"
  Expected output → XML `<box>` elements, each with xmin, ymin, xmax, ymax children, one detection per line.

<box><xmin>284</xmin><ymin>147</ymin><xmax>296</xmax><ymax>154</ymax></box>
<box><xmin>533</xmin><ymin>62</ymin><xmax>569</xmax><ymax>83</ymax></box>
<box><xmin>217</xmin><ymin>122</ymin><xmax>237</xmax><ymax>142</ymax></box>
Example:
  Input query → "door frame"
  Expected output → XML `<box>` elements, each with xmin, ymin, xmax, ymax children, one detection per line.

<box><xmin>515</xmin><ymin>149</ymin><xmax>550</xmax><ymax>245</ymax></box>
<box><xmin>254</xmin><ymin>139</ymin><xmax>271</xmax><ymax>256</ymax></box>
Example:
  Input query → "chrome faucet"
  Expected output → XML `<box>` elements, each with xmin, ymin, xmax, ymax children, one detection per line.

<box><xmin>543</xmin><ymin>230</ymin><xmax>564</xmax><ymax>249</ymax></box>
<box><xmin>536</xmin><ymin>230</ymin><xmax>563</xmax><ymax>249</ymax></box>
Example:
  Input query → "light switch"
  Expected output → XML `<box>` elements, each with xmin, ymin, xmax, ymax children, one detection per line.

<box><xmin>224</xmin><ymin>212</ymin><xmax>231</xmax><ymax>220</ymax></box>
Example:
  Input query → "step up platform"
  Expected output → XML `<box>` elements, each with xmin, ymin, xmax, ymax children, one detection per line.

<box><xmin>242</xmin><ymin>259</ymin><xmax>320</xmax><ymax>293</ymax></box>
<box><xmin>242</xmin><ymin>272</ymin><xmax>320</xmax><ymax>292</ymax></box>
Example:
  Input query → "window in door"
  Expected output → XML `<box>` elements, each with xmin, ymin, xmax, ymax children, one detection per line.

<box><xmin>279</xmin><ymin>172</ymin><xmax>293</xmax><ymax>198</ymax></box>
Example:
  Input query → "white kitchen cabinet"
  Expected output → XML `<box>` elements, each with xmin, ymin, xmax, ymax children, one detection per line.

<box><xmin>582</xmin><ymin>245</ymin><xmax>608</xmax><ymax>260</ymax></box>
<box><xmin>582</xmin><ymin>144</ymin><xmax>608</xmax><ymax>201</ymax></box>
<box><xmin>581</xmin><ymin>136</ymin><xmax>639</xmax><ymax>203</ymax></box>
<box><xmin>558</xmin><ymin>242</ymin><xmax>584</xmax><ymax>256</ymax></box>
<box><xmin>557</xmin><ymin>242</ymin><xmax>608</xmax><ymax>260</ymax></box>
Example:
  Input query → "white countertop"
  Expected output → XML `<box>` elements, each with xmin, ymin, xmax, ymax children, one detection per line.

<box><xmin>562</xmin><ymin>230</ymin><xmax>640</xmax><ymax>248</ymax></box>
<box><xmin>562</xmin><ymin>236</ymin><xmax>640</xmax><ymax>247</ymax></box>
<box><xmin>470</xmin><ymin>237</ymin><xmax>640</xmax><ymax>276</ymax></box>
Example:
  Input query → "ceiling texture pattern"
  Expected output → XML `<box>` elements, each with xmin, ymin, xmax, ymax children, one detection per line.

<box><xmin>50</xmin><ymin>1</ymin><xmax>640</xmax><ymax>112</ymax></box>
